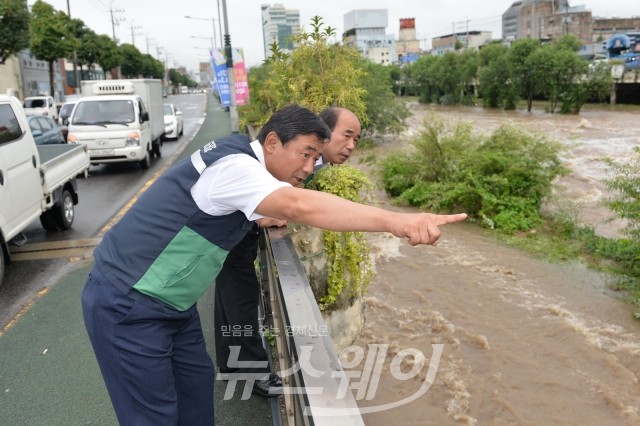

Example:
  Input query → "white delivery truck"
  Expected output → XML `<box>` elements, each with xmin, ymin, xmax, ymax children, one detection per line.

<box><xmin>0</xmin><ymin>95</ymin><xmax>90</xmax><ymax>286</ymax></box>
<box><xmin>67</xmin><ymin>79</ymin><xmax>164</xmax><ymax>169</ymax></box>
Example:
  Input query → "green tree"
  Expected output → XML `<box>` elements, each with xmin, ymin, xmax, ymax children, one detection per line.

<box><xmin>0</xmin><ymin>0</ymin><xmax>30</xmax><ymax>64</ymax></box>
<box><xmin>358</xmin><ymin>60</ymin><xmax>409</xmax><ymax>136</ymax></box>
<box><xmin>477</xmin><ymin>43</ymin><xmax>513</xmax><ymax>108</ymax></box>
<box><xmin>140</xmin><ymin>53</ymin><xmax>163</xmax><ymax>79</ymax></box>
<box><xmin>507</xmin><ymin>38</ymin><xmax>541</xmax><ymax>111</ymax></box>
<box><xmin>553</xmin><ymin>34</ymin><xmax>582</xmax><ymax>52</ymax></box>
<box><xmin>93</xmin><ymin>34</ymin><xmax>121</xmax><ymax>75</ymax></box>
<box><xmin>432</xmin><ymin>53</ymin><xmax>462</xmax><ymax>104</ymax></box>
<box><xmin>529</xmin><ymin>45</ymin><xmax>584</xmax><ymax>113</ymax></box>
<box><xmin>253</xmin><ymin>16</ymin><xmax>367</xmax><ymax>124</ymax></box>
<box><xmin>583</xmin><ymin>61</ymin><xmax>613</xmax><ymax>104</ymax></box>
<box><xmin>29</xmin><ymin>0</ymin><xmax>75</xmax><ymax>96</ymax></box>
<box><xmin>168</xmin><ymin>68</ymin><xmax>182</xmax><ymax>88</ymax></box>
<box><xmin>411</xmin><ymin>54</ymin><xmax>441</xmax><ymax>103</ymax></box>
<box><xmin>119</xmin><ymin>43</ymin><xmax>143</xmax><ymax>78</ymax></box>
<box><xmin>76</xmin><ymin>28</ymin><xmax>100</xmax><ymax>70</ymax></box>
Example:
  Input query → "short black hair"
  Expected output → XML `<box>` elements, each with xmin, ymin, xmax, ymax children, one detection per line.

<box><xmin>318</xmin><ymin>106</ymin><xmax>342</xmax><ymax>132</ymax></box>
<box><xmin>258</xmin><ymin>104</ymin><xmax>331</xmax><ymax>145</ymax></box>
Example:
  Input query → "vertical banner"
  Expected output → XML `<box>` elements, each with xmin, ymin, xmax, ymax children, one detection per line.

<box><xmin>209</xmin><ymin>48</ymin><xmax>250</xmax><ymax>107</ymax></box>
<box><xmin>233</xmin><ymin>48</ymin><xmax>249</xmax><ymax>106</ymax></box>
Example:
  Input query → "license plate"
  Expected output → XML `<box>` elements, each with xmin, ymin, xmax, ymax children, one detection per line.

<box><xmin>90</xmin><ymin>149</ymin><xmax>114</xmax><ymax>156</ymax></box>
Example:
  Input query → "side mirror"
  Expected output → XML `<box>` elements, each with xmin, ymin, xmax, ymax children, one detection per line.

<box><xmin>32</xmin><ymin>129</ymin><xmax>43</xmax><ymax>137</ymax></box>
<box><xmin>176</xmin><ymin>111</ymin><xmax>182</xmax><ymax>116</ymax></box>
<box><xmin>141</xmin><ymin>111</ymin><xmax>149</xmax><ymax>122</ymax></box>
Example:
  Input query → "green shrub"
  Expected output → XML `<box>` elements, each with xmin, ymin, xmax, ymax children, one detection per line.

<box><xmin>381</xmin><ymin>115</ymin><xmax>564</xmax><ymax>233</ymax></box>
<box><xmin>306</xmin><ymin>165</ymin><xmax>375</xmax><ymax>309</ymax></box>
<box><xmin>603</xmin><ymin>147</ymin><xmax>640</xmax><ymax>315</ymax></box>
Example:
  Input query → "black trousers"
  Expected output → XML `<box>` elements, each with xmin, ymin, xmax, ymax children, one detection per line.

<box><xmin>214</xmin><ymin>225</ymin><xmax>270</xmax><ymax>374</ymax></box>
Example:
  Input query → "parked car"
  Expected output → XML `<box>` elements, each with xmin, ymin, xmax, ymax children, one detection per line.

<box><xmin>23</xmin><ymin>96</ymin><xmax>57</xmax><ymax>120</ymax></box>
<box><xmin>28</xmin><ymin>115</ymin><xmax>66</xmax><ymax>145</ymax></box>
<box><xmin>163</xmin><ymin>103</ymin><xmax>183</xmax><ymax>140</ymax></box>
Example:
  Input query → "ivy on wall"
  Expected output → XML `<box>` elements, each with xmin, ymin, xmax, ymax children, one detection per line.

<box><xmin>306</xmin><ymin>164</ymin><xmax>375</xmax><ymax>309</ymax></box>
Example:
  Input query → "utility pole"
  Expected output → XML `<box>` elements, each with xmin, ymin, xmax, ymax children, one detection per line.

<box><xmin>452</xmin><ymin>21</ymin><xmax>457</xmax><ymax>51</ymax></box>
<box><xmin>109</xmin><ymin>1</ymin><xmax>125</xmax><ymax>43</ymax></box>
<box><xmin>221</xmin><ymin>0</ymin><xmax>238</xmax><ymax>133</ymax></box>
<box><xmin>146</xmin><ymin>35</ymin><xmax>154</xmax><ymax>55</ymax></box>
<box><xmin>109</xmin><ymin>1</ymin><xmax>125</xmax><ymax>79</ymax></box>
<box><xmin>465</xmin><ymin>18</ymin><xmax>469</xmax><ymax>49</ymax></box>
<box><xmin>130</xmin><ymin>21</ymin><xmax>142</xmax><ymax>47</ymax></box>
<box><xmin>217</xmin><ymin>0</ymin><xmax>223</xmax><ymax>52</ymax></box>
<box><xmin>65</xmin><ymin>0</ymin><xmax>81</xmax><ymax>94</ymax></box>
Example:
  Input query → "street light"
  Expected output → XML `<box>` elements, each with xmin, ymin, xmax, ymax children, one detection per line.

<box><xmin>192</xmin><ymin>35</ymin><xmax>214</xmax><ymax>49</ymax></box>
<box><xmin>185</xmin><ymin>15</ymin><xmax>218</xmax><ymax>49</ymax></box>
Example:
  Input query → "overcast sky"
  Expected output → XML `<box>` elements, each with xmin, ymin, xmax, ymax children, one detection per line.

<box><xmin>33</xmin><ymin>0</ymin><xmax>638</xmax><ymax>72</ymax></box>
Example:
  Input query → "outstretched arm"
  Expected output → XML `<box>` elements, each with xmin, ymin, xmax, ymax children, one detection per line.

<box><xmin>254</xmin><ymin>187</ymin><xmax>467</xmax><ymax>246</ymax></box>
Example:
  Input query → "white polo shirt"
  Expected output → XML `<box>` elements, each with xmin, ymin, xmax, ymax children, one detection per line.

<box><xmin>190</xmin><ymin>140</ymin><xmax>290</xmax><ymax>221</ymax></box>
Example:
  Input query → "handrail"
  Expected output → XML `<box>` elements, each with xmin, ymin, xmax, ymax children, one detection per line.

<box><xmin>259</xmin><ymin>227</ymin><xmax>365</xmax><ymax>426</ymax></box>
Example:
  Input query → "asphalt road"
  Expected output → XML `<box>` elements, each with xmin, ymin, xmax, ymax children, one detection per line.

<box><xmin>0</xmin><ymin>93</ymin><xmax>206</xmax><ymax>328</ymax></box>
<box><xmin>0</xmin><ymin>93</ymin><xmax>273</xmax><ymax>425</ymax></box>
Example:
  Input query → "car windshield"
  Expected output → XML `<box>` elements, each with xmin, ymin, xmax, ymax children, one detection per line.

<box><xmin>163</xmin><ymin>104</ymin><xmax>174</xmax><ymax>116</ymax></box>
<box><xmin>60</xmin><ymin>103</ymin><xmax>76</xmax><ymax>117</ymax></box>
<box><xmin>24</xmin><ymin>98</ymin><xmax>46</xmax><ymax>108</ymax></box>
<box><xmin>72</xmin><ymin>100</ymin><xmax>135</xmax><ymax>124</ymax></box>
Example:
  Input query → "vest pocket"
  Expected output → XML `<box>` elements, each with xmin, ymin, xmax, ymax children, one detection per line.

<box><xmin>163</xmin><ymin>255</ymin><xmax>204</xmax><ymax>288</ymax></box>
<box><xmin>132</xmin><ymin>227</ymin><xmax>229</xmax><ymax>311</ymax></box>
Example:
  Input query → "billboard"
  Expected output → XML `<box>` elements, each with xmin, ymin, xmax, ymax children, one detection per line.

<box><xmin>209</xmin><ymin>47</ymin><xmax>249</xmax><ymax>107</ymax></box>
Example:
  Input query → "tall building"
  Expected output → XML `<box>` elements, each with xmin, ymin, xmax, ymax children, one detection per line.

<box><xmin>502</xmin><ymin>1</ymin><xmax>523</xmax><ymax>41</ymax></box>
<box><xmin>343</xmin><ymin>9</ymin><xmax>396</xmax><ymax>65</ymax></box>
<box><xmin>432</xmin><ymin>31</ymin><xmax>493</xmax><ymax>56</ymax></box>
<box><xmin>503</xmin><ymin>1</ymin><xmax>593</xmax><ymax>44</ymax></box>
<box><xmin>261</xmin><ymin>4</ymin><xmax>301</xmax><ymax>60</ymax></box>
<box><xmin>198</xmin><ymin>61</ymin><xmax>213</xmax><ymax>86</ymax></box>
<box><xmin>396</xmin><ymin>18</ymin><xmax>422</xmax><ymax>63</ymax></box>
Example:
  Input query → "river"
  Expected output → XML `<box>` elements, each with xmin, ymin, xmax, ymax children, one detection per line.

<box><xmin>343</xmin><ymin>104</ymin><xmax>640</xmax><ymax>425</ymax></box>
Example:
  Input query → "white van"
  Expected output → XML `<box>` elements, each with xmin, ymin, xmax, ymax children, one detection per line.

<box><xmin>67</xmin><ymin>79</ymin><xmax>164</xmax><ymax>169</ymax></box>
<box><xmin>23</xmin><ymin>96</ymin><xmax>57</xmax><ymax>120</ymax></box>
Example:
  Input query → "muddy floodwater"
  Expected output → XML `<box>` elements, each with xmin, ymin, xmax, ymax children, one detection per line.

<box><xmin>344</xmin><ymin>104</ymin><xmax>640</xmax><ymax>425</ymax></box>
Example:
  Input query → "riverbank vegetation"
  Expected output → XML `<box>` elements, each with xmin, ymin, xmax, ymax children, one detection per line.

<box><xmin>394</xmin><ymin>35</ymin><xmax>613</xmax><ymax>114</ymax></box>
<box><xmin>237</xmin><ymin>15</ymin><xmax>638</xmax><ymax>316</ymax></box>
<box><xmin>376</xmin><ymin>119</ymin><xmax>640</xmax><ymax>318</ymax></box>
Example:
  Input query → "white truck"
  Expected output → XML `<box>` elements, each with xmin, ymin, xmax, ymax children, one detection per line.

<box><xmin>67</xmin><ymin>79</ymin><xmax>164</xmax><ymax>169</ymax></box>
<box><xmin>0</xmin><ymin>95</ymin><xmax>90</xmax><ymax>286</ymax></box>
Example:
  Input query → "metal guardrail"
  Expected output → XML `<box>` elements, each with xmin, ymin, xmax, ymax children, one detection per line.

<box><xmin>258</xmin><ymin>227</ymin><xmax>365</xmax><ymax>426</ymax></box>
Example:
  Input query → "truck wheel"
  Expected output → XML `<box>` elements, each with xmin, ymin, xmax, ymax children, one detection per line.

<box><xmin>0</xmin><ymin>244</ymin><xmax>6</xmax><ymax>287</ymax></box>
<box><xmin>40</xmin><ymin>210</ymin><xmax>59</xmax><ymax>231</ymax></box>
<box><xmin>152</xmin><ymin>139</ymin><xmax>162</xmax><ymax>158</ymax></box>
<box><xmin>139</xmin><ymin>148</ymin><xmax>151</xmax><ymax>169</ymax></box>
<box><xmin>53</xmin><ymin>189</ymin><xmax>74</xmax><ymax>230</ymax></box>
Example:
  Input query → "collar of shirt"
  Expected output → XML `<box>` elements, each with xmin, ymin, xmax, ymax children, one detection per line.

<box><xmin>250</xmin><ymin>140</ymin><xmax>266</xmax><ymax>167</ymax></box>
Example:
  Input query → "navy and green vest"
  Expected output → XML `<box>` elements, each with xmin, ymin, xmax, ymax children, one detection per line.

<box><xmin>94</xmin><ymin>134</ymin><xmax>256</xmax><ymax>311</ymax></box>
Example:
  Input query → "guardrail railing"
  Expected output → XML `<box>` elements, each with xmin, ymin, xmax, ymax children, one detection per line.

<box><xmin>258</xmin><ymin>227</ymin><xmax>365</xmax><ymax>426</ymax></box>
